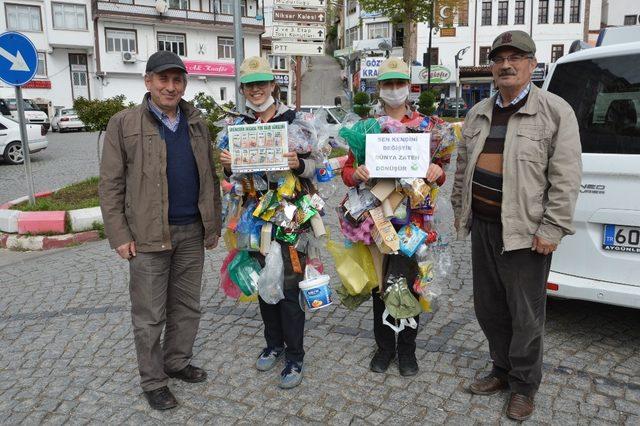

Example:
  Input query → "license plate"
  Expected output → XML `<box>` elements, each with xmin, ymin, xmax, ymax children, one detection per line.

<box><xmin>603</xmin><ymin>224</ymin><xmax>640</xmax><ymax>253</ymax></box>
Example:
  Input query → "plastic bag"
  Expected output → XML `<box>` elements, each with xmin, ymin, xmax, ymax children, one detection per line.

<box><xmin>326</xmin><ymin>240</ymin><xmax>378</xmax><ymax>296</ymax></box>
<box><xmin>257</xmin><ymin>241</ymin><xmax>285</xmax><ymax>304</ymax></box>
<box><xmin>228</xmin><ymin>251</ymin><xmax>262</xmax><ymax>296</ymax></box>
<box><xmin>220</xmin><ymin>249</ymin><xmax>242</xmax><ymax>299</ymax></box>
<box><xmin>338</xmin><ymin>118</ymin><xmax>381</xmax><ymax>165</ymax></box>
<box><xmin>336</xmin><ymin>284</ymin><xmax>371</xmax><ymax>310</ymax></box>
<box><xmin>381</xmin><ymin>275</ymin><xmax>422</xmax><ymax>333</ymax></box>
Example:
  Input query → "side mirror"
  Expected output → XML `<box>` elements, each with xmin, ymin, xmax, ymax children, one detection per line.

<box><xmin>334</xmin><ymin>96</ymin><xmax>342</xmax><ymax>107</ymax></box>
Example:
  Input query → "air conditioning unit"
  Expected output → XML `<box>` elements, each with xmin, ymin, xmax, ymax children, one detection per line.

<box><xmin>122</xmin><ymin>51</ymin><xmax>137</xmax><ymax>63</ymax></box>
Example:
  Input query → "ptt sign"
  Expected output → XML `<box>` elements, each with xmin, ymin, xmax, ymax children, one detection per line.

<box><xmin>360</xmin><ymin>57</ymin><xmax>384</xmax><ymax>80</ymax></box>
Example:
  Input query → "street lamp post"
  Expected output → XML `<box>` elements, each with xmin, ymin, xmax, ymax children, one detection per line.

<box><xmin>455</xmin><ymin>46</ymin><xmax>470</xmax><ymax>118</ymax></box>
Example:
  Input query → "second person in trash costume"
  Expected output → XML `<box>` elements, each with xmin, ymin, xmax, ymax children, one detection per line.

<box><xmin>219</xmin><ymin>56</ymin><xmax>318</xmax><ymax>389</ymax></box>
<box><xmin>342</xmin><ymin>57</ymin><xmax>447</xmax><ymax>377</ymax></box>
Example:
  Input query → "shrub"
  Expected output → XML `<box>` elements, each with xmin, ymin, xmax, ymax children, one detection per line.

<box><xmin>352</xmin><ymin>91</ymin><xmax>371</xmax><ymax>118</ymax></box>
<box><xmin>418</xmin><ymin>89</ymin><xmax>438</xmax><ymax>116</ymax></box>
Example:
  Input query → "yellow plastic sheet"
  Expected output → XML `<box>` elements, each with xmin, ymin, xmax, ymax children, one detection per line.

<box><xmin>327</xmin><ymin>240</ymin><xmax>379</xmax><ymax>296</ymax></box>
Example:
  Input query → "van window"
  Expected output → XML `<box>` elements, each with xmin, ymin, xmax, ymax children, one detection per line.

<box><xmin>547</xmin><ymin>53</ymin><xmax>640</xmax><ymax>154</ymax></box>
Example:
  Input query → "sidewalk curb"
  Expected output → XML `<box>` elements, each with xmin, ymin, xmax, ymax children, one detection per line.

<box><xmin>0</xmin><ymin>230</ymin><xmax>101</xmax><ymax>251</ymax></box>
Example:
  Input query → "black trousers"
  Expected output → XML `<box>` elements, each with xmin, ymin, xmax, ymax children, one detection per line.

<box><xmin>471</xmin><ymin>218</ymin><xmax>552</xmax><ymax>397</ymax></box>
<box><xmin>372</xmin><ymin>254</ymin><xmax>420</xmax><ymax>356</ymax></box>
<box><xmin>254</xmin><ymin>242</ymin><xmax>306</xmax><ymax>364</ymax></box>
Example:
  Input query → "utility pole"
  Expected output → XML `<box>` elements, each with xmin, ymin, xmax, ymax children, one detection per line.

<box><xmin>295</xmin><ymin>56</ymin><xmax>302</xmax><ymax>111</ymax></box>
<box><xmin>233</xmin><ymin>1</ymin><xmax>245</xmax><ymax>113</ymax></box>
<box><xmin>426</xmin><ymin>1</ymin><xmax>435</xmax><ymax>91</ymax></box>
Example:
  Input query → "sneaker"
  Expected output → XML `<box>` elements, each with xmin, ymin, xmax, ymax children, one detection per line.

<box><xmin>398</xmin><ymin>353</ymin><xmax>419</xmax><ymax>377</ymax></box>
<box><xmin>279</xmin><ymin>360</ymin><xmax>303</xmax><ymax>389</ymax></box>
<box><xmin>255</xmin><ymin>347</ymin><xmax>284</xmax><ymax>371</ymax></box>
<box><xmin>369</xmin><ymin>349</ymin><xmax>395</xmax><ymax>373</ymax></box>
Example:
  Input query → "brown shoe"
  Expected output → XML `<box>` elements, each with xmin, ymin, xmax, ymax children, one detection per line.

<box><xmin>506</xmin><ymin>393</ymin><xmax>535</xmax><ymax>421</ymax></box>
<box><xmin>468</xmin><ymin>375</ymin><xmax>509</xmax><ymax>395</ymax></box>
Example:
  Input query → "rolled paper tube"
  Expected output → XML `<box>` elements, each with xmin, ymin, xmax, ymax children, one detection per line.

<box><xmin>382</xmin><ymin>199</ymin><xmax>394</xmax><ymax>218</ymax></box>
<box><xmin>310</xmin><ymin>214</ymin><xmax>326</xmax><ymax>237</ymax></box>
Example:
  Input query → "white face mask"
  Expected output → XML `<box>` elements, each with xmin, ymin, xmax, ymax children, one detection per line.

<box><xmin>380</xmin><ymin>86</ymin><xmax>410</xmax><ymax>108</ymax></box>
<box><xmin>246</xmin><ymin>95</ymin><xmax>275</xmax><ymax>113</ymax></box>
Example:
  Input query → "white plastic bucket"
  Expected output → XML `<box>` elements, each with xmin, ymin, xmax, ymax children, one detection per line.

<box><xmin>299</xmin><ymin>275</ymin><xmax>332</xmax><ymax>310</ymax></box>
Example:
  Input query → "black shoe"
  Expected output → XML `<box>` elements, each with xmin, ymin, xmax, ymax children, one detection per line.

<box><xmin>143</xmin><ymin>386</ymin><xmax>178</xmax><ymax>411</ymax></box>
<box><xmin>369</xmin><ymin>349</ymin><xmax>395</xmax><ymax>373</ymax></box>
<box><xmin>398</xmin><ymin>353</ymin><xmax>419</xmax><ymax>377</ymax></box>
<box><xmin>166</xmin><ymin>364</ymin><xmax>207</xmax><ymax>383</ymax></box>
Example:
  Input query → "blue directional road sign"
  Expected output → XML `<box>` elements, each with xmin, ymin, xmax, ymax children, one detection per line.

<box><xmin>0</xmin><ymin>31</ymin><xmax>38</xmax><ymax>87</ymax></box>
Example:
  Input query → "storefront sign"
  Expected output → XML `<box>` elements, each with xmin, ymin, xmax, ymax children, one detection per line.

<box><xmin>229</xmin><ymin>122</ymin><xmax>289</xmax><ymax>173</ymax></box>
<box><xmin>440</xmin><ymin>27</ymin><xmax>456</xmax><ymax>37</ymax></box>
<box><xmin>532</xmin><ymin>63</ymin><xmax>546</xmax><ymax>81</ymax></box>
<box><xmin>365</xmin><ymin>133</ymin><xmax>431</xmax><ymax>178</ymax></box>
<box><xmin>183</xmin><ymin>60</ymin><xmax>234</xmax><ymax>77</ymax></box>
<box><xmin>23</xmin><ymin>80</ymin><xmax>51</xmax><ymax>89</ymax></box>
<box><xmin>274</xmin><ymin>73</ymin><xmax>290</xmax><ymax>85</ymax></box>
<box><xmin>360</xmin><ymin>57</ymin><xmax>384</xmax><ymax>79</ymax></box>
<box><xmin>411</xmin><ymin>65</ymin><xmax>454</xmax><ymax>84</ymax></box>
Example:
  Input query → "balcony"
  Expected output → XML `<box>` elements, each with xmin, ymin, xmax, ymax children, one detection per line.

<box><xmin>92</xmin><ymin>0</ymin><xmax>264</xmax><ymax>32</ymax></box>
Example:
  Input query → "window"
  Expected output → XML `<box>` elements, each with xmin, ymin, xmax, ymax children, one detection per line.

<box><xmin>569</xmin><ymin>0</ymin><xmax>580</xmax><ymax>23</ymax></box>
<box><xmin>218</xmin><ymin>37</ymin><xmax>234</xmax><ymax>59</ymax></box>
<box><xmin>36</xmin><ymin>52</ymin><xmax>47</xmax><ymax>78</ymax></box>
<box><xmin>116</xmin><ymin>0</ymin><xmax>133</xmax><ymax>3</ymax></box>
<box><xmin>345</xmin><ymin>26</ymin><xmax>359</xmax><ymax>47</ymax></box>
<box><xmin>515</xmin><ymin>0</ymin><xmax>525</xmax><ymax>24</ymax></box>
<box><xmin>498</xmin><ymin>1</ymin><xmax>508</xmax><ymax>25</ymax></box>
<box><xmin>269</xmin><ymin>55</ymin><xmax>287</xmax><ymax>71</ymax></box>
<box><xmin>158</xmin><ymin>33</ymin><xmax>186</xmax><ymax>56</ymax></box>
<box><xmin>458</xmin><ymin>0</ymin><xmax>469</xmax><ymax>26</ymax></box>
<box><xmin>169</xmin><ymin>0</ymin><xmax>188</xmax><ymax>10</ymax></box>
<box><xmin>479</xmin><ymin>46</ymin><xmax>491</xmax><ymax>65</ymax></box>
<box><xmin>624</xmin><ymin>15</ymin><xmax>637</xmax><ymax>26</ymax></box>
<box><xmin>551</xmin><ymin>44</ymin><xmax>564</xmax><ymax>62</ymax></box>
<box><xmin>546</xmin><ymin>53</ymin><xmax>640</xmax><ymax>154</ymax></box>
<box><xmin>347</xmin><ymin>0</ymin><xmax>357</xmax><ymax>14</ymax></box>
<box><xmin>367</xmin><ymin>22</ymin><xmax>390</xmax><ymax>39</ymax></box>
<box><xmin>106</xmin><ymin>29</ymin><xmax>137</xmax><ymax>53</ymax></box>
<box><xmin>538</xmin><ymin>0</ymin><xmax>549</xmax><ymax>24</ymax></box>
<box><xmin>5</xmin><ymin>3</ymin><xmax>42</xmax><ymax>32</ymax></box>
<box><xmin>554</xmin><ymin>0</ymin><xmax>564</xmax><ymax>24</ymax></box>
<box><xmin>481</xmin><ymin>1</ymin><xmax>492</xmax><ymax>26</ymax></box>
<box><xmin>52</xmin><ymin>3</ymin><xmax>87</xmax><ymax>30</ymax></box>
<box><xmin>218</xmin><ymin>0</ymin><xmax>245</xmax><ymax>15</ymax></box>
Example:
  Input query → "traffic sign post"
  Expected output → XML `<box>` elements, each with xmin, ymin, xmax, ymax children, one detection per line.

<box><xmin>0</xmin><ymin>31</ymin><xmax>39</xmax><ymax>205</ymax></box>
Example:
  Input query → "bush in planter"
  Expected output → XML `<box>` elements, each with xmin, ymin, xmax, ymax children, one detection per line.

<box><xmin>418</xmin><ymin>89</ymin><xmax>439</xmax><ymax>116</ymax></box>
<box><xmin>352</xmin><ymin>91</ymin><xmax>371</xmax><ymax>118</ymax></box>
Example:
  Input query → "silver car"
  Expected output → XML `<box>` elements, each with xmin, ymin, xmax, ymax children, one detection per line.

<box><xmin>51</xmin><ymin>108</ymin><xmax>85</xmax><ymax>132</ymax></box>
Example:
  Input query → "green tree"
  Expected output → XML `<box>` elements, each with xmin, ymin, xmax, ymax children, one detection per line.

<box><xmin>352</xmin><ymin>91</ymin><xmax>371</xmax><ymax>118</ymax></box>
<box><xmin>359</xmin><ymin>0</ymin><xmax>465</xmax><ymax>63</ymax></box>
<box><xmin>74</xmin><ymin>95</ymin><xmax>134</xmax><ymax>162</ymax></box>
<box><xmin>418</xmin><ymin>89</ymin><xmax>438</xmax><ymax>115</ymax></box>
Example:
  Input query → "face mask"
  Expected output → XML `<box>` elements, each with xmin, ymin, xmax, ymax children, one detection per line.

<box><xmin>380</xmin><ymin>86</ymin><xmax>410</xmax><ymax>108</ymax></box>
<box><xmin>246</xmin><ymin>95</ymin><xmax>275</xmax><ymax>113</ymax></box>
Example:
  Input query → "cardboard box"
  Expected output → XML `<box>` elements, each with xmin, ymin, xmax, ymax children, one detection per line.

<box><xmin>371</xmin><ymin>179</ymin><xmax>396</xmax><ymax>202</ymax></box>
<box><xmin>369</xmin><ymin>206</ymin><xmax>400</xmax><ymax>254</ymax></box>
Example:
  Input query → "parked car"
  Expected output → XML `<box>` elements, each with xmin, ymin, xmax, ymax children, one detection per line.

<box><xmin>51</xmin><ymin>108</ymin><xmax>85</xmax><ymax>132</ymax></box>
<box><xmin>0</xmin><ymin>97</ymin><xmax>50</xmax><ymax>130</ymax></box>
<box><xmin>440</xmin><ymin>97</ymin><xmax>468</xmax><ymax>117</ymax></box>
<box><xmin>543</xmin><ymin>40</ymin><xmax>640</xmax><ymax>309</ymax></box>
<box><xmin>0</xmin><ymin>115</ymin><xmax>48</xmax><ymax>165</ymax></box>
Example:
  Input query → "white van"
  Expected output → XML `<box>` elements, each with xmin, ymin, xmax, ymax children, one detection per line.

<box><xmin>0</xmin><ymin>98</ymin><xmax>50</xmax><ymax>130</ymax></box>
<box><xmin>543</xmin><ymin>41</ymin><xmax>640</xmax><ymax>309</ymax></box>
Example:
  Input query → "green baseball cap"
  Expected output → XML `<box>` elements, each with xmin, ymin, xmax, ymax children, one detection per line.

<box><xmin>489</xmin><ymin>30</ymin><xmax>537</xmax><ymax>59</ymax></box>
<box><xmin>377</xmin><ymin>57</ymin><xmax>411</xmax><ymax>81</ymax></box>
<box><xmin>239</xmin><ymin>56</ymin><xmax>274</xmax><ymax>84</ymax></box>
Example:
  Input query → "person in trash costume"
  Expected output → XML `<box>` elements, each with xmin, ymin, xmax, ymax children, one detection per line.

<box><xmin>341</xmin><ymin>57</ymin><xmax>448</xmax><ymax>377</ymax></box>
<box><xmin>219</xmin><ymin>56</ymin><xmax>321</xmax><ymax>389</ymax></box>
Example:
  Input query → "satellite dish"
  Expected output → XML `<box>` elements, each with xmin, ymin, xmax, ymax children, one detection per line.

<box><xmin>156</xmin><ymin>0</ymin><xmax>169</xmax><ymax>14</ymax></box>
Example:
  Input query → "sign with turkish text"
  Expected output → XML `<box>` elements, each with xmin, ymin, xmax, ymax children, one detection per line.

<box><xmin>274</xmin><ymin>0</ymin><xmax>326</xmax><ymax>7</ymax></box>
<box><xmin>274</xmin><ymin>9</ymin><xmax>326</xmax><ymax>24</ymax></box>
<box><xmin>411</xmin><ymin>65</ymin><xmax>454</xmax><ymax>84</ymax></box>
<box><xmin>272</xmin><ymin>41</ymin><xmax>325</xmax><ymax>56</ymax></box>
<box><xmin>440</xmin><ymin>27</ymin><xmax>456</xmax><ymax>37</ymax></box>
<box><xmin>229</xmin><ymin>122</ymin><xmax>289</xmax><ymax>173</ymax></box>
<box><xmin>273</xmin><ymin>24</ymin><xmax>326</xmax><ymax>41</ymax></box>
<box><xmin>23</xmin><ymin>79</ymin><xmax>51</xmax><ymax>89</ymax></box>
<box><xmin>274</xmin><ymin>73</ymin><xmax>290</xmax><ymax>85</ymax></box>
<box><xmin>365</xmin><ymin>133</ymin><xmax>431</xmax><ymax>178</ymax></box>
<box><xmin>360</xmin><ymin>57</ymin><xmax>384</xmax><ymax>79</ymax></box>
<box><xmin>183</xmin><ymin>60</ymin><xmax>235</xmax><ymax>77</ymax></box>
<box><xmin>532</xmin><ymin>63</ymin><xmax>546</xmax><ymax>81</ymax></box>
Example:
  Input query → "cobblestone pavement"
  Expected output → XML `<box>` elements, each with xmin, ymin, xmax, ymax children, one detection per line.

<box><xmin>0</xmin><ymin>131</ymin><xmax>100</xmax><ymax>203</ymax></box>
<box><xmin>1</xmin><ymin>157</ymin><xmax>639</xmax><ymax>425</ymax></box>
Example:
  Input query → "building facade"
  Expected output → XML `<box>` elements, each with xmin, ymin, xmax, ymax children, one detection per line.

<box><xmin>0</xmin><ymin>0</ymin><xmax>265</xmax><ymax>116</ymax></box>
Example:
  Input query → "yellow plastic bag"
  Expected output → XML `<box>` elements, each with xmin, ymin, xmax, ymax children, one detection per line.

<box><xmin>327</xmin><ymin>240</ymin><xmax>378</xmax><ymax>296</ymax></box>
<box><xmin>223</xmin><ymin>228</ymin><xmax>237</xmax><ymax>251</ymax></box>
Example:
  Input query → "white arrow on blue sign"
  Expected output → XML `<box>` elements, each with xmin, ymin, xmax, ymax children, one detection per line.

<box><xmin>0</xmin><ymin>31</ymin><xmax>38</xmax><ymax>87</ymax></box>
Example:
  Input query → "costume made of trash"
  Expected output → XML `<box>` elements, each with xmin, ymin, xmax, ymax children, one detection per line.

<box><xmin>336</xmin><ymin>101</ymin><xmax>459</xmax><ymax>340</ymax></box>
